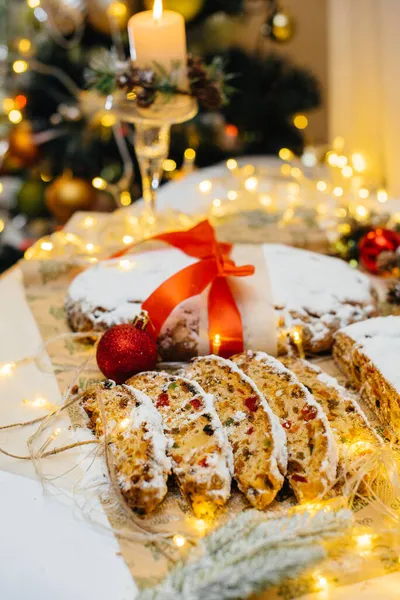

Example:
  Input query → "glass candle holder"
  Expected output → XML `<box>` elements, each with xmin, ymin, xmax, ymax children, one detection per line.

<box><xmin>80</xmin><ymin>90</ymin><xmax>198</xmax><ymax>232</ymax></box>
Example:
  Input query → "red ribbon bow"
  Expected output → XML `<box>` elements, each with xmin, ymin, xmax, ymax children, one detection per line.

<box><xmin>111</xmin><ymin>220</ymin><xmax>255</xmax><ymax>357</ymax></box>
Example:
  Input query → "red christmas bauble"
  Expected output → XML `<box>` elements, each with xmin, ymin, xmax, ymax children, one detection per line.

<box><xmin>96</xmin><ymin>321</ymin><xmax>157</xmax><ymax>384</ymax></box>
<box><xmin>359</xmin><ymin>228</ymin><xmax>400</xmax><ymax>273</ymax></box>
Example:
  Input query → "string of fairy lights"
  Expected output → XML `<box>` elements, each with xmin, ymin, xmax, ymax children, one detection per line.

<box><xmin>1</xmin><ymin>262</ymin><xmax>399</xmax><ymax>595</ymax></box>
<box><xmin>0</xmin><ymin>330</ymin><xmax>382</xmax><ymax>571</ymax></box>
<box><xmin>2</xmin><ymin>1</ymin><xmax>400</xmax><ymax>593</ymax></box>
<box><xmin>18</xmin><ymin>140</ymin><xmax>396</xmax><ymax>266</ymax></box>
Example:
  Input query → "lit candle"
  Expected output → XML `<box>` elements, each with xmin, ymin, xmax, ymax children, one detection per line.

<box><xmin>212</xmin><ymin>334</ymin><xmax>221</xmax><ymax>356</ymax></box>
<box><xmin>128</xmin><ymin>0</ymin><xmax>187</xmax><ymax>89</ymax></box>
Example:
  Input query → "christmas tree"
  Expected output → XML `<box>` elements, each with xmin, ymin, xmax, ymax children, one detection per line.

<box><xmin>0</xmin><ymin>0</ymin><xmax>321</xmax><ymax>271</ymax></box>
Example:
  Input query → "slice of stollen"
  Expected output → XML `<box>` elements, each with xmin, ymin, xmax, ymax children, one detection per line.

<box><xmin>232</xmin><ymin>351</ymin><xmax>338</xmax><ymax>502</ymax></box>
<box><xmin>81</xmin><ymin>382</ymin><xmax>171</xmax><ymax>515</ymax></box>
<box><xmin>183</xmin><ymin>355</ymin><xmax>287</xmax><ymax>510</ymax></box>
<box><xmin>333</xmin><ymin>316</ymin><xmax>400</xmax><ymax>434</ymax></box>
<box><xmin>280</xmin><ymin>356</ymin><xmax>382</xmax><ymax>492</ymax></box>
<box><xmin>127</xmin><ymin>372</ymin><xmax>233</xmax><ymax>517</ymax></box>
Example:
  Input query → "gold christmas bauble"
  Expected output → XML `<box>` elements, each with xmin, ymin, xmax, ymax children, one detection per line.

<box><xmin>266</xmin><ymin>9</ymin><xmax>295</xmax><ymax>43</ymax></box>
<box><xmin>144</xmin><ymin>0</ymin><xmax>204</xmax><ymax>21</ymax></box>
<box><xmin>45</xmin><ymin>173</ymin><xmax>96</xmax><ymax>223</ymax></box>
<box><xmin>87</xmin><ymin>0</ymin><xmax>137</xmax><ymax>34</ymax></box>
<box><xmin>8</xmin><ymin>122</ymin><xmax>40</xmax><ymax>166</ymax></box>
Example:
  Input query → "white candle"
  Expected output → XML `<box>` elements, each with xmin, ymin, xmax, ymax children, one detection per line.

<box><xmin>128</xmin><ymin>0</ymin><xmax>187</xmax><ymax>89</ymax></box>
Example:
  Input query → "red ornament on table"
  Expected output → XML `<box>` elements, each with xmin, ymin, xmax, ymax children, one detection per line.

<box><xmin>359</xmin><ymin>228</ymin><xmax>400</xmax><ymax>274</ymax></box>
<box><xmin>96</xmin><ymin>311</ymin><xmax>157</xmax><ymax>384</ymax></box>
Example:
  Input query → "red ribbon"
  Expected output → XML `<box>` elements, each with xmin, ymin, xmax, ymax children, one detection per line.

<box><xmin>110</xmin><ymin>220</ymin><xmax>255</xmax><ymax>357</ymax></box>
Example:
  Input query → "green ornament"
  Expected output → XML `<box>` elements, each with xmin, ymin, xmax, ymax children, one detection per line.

<box><xmin>17</xmin><ymin>180</ymin><xmax>46</xmax><ymax>218</ymax></box>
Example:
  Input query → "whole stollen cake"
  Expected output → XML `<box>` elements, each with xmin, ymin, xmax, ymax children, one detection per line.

<box><xmin>333</xmin><ymin>316</ymin><xmax>400</xmax><ymax>433</ymax></box>
<box><xmin>65</xmin><ymin>243</ymin><xmax>377</xmax><ymax>360</ymax></box>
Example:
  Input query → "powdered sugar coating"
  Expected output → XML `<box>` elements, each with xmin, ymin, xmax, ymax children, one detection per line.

<box><xmin>81</xmin><ymin>383</ymin><xmax>171</xmax><ymax>513</ymax></box>
<box><xmin>122</xmin><ymin>386</ymin><xmax>172</xmax><ymax>489</ymax></box>
<box><xmin>264</xmin><ymin>244</ymin><xmax>376</xmax><ymax>351</ymax></box>
<box><xmin>66</xmin><ymin>249</ymin><xmax>195</xmax><ymax>329</ymax></box>
<box><xmin>297</xmin><ymin>362</ymin><xmax>380</xmax><ymax>438</ymax></box>
<box><xmin>65</xmin><ymin>244</ymin><xmax>376</xmax><ymax>358</ymax></box>
<box><xmin>337</xmin><ymin>316</ymin><xmax>400</xmax><ymax>394</ymax></box>
<box><xmin>127</xmin><ymin>371</ymin><xmax>233</xmax><ymax>512</ymax></box>
<box><xmin>176</xmin><ymin>375</ymin><xmax>234</xmax><ymax>479</ymax></box>
<box><xmin>252</xmin><ymin>351</ymin><xmax>338</xmax><ymax>484</ymax></box>
<box><xmin>207</xmin><ymin>354</ymin><xmax>288</xmax><ymax>475</ymax></box>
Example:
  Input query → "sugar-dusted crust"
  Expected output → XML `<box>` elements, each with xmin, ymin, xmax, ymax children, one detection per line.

<box><xmin>280</xmin><ymin>356</ymin><xmax>382</xmax><ymax>492</ymax></box>
<box><xmin>264</xmin><ymin>245</ymin><xmax>378</xmax><ymax>354</ymax></box>
<box><xmin>127</xmin><ymin>372</ymin><xmax>232</xmax><ymax>517</ymax></box>
<box><xmin>333</xmin><ymin>316</ymin><xmax>400</xmax><ymax>432</ymax></box>
<box><xmin>64</xmin><ymin>251</ymin><xmax>201</xmax><ymax>361</ymax></box>
<box><xmin>80</xmin><ymin>382</ymin><xmax>171</xmax><ymax>515</ymax></box>
<box><xmin>232</xmin><ymin>351</ymin><xmax>338</xmax><ymax>502</ymax></box>
<box><xmin>184</xmin><ymin>355</ymin><xmax>287</xmax><ymax>509</ymax></box>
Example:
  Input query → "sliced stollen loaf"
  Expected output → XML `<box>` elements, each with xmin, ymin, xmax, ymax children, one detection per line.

<box><xmin>127</xmin><ymin>372</ymin><xmax>233</xmax><ymax>517</ymax></box>
<box><xmin>232</xmin><ymin>351</ymin><xmax>338</xmax><ymax>502</ymax></box>
<box><xmin>333</xmin><ymin>316</ymin><xmax>400</xmax><ymax>432</ymax></box>
<box><xmin>81</xmin><ymin>382</ymin><xmax>171</xmax><ymax>515</ymax></box>
<box><xmin>184</xmin><ymin>355</ymin><xmax>287</xmax><ymax>510</ymax></box>
<box><xmin>280</xmin><ymin>356</ymin><xmax>382</xmax><ymax>490</ymax></box>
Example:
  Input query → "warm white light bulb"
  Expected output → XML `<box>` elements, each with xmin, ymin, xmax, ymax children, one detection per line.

<box><xmin>173</xmin><ymin>534</ymin><xmax>185</xmax><ymax>547</ymax></box>
<box><xmin>40</xmin><ymin>241</ymin><xmax>53</xmax><ymax>251</ymax></box>
<box><xmin>355</xmin><ymin>533</ymin><xmax>373</xmax><ymax>554</ymax></box>
<box><xmin>0</xmin><ymin>362</ymin><xmax>15</xmax><ymax>377</ymax></box>
<box><xmin>244</xmin><ymin>177</ymin><xmax>258</xmax><ymax>191</ymax></box>
<box><xmin>199</xmin><ymin>180</ymin><xmax>212</xmax><ymax>193</ymax></box>
<box><xmin>377</xmin><ymin>189</ymin><xmax>388</xmax><ymax>203</ymax></box>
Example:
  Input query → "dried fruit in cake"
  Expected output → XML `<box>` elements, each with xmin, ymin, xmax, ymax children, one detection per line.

<box><xmin>280</xmin><ymin>356</ymin><xmax>382</xmax><ymax>492</ymax></box>
<box><xmin>232</xmin><ymin>351</ymin><xmax>338</xmax><ymax>502</ymax></box>
<box><xmin>333</xmin><ymin>316</ymin><xmax>400</xmax><ymax>434</ymax></box>
<box><xmin>127</xmin><ymin>372</ymin><xmax>233</xmax><ymax>517</ymax></box>
<box><xmin>184</xmin><ymin>355</ymin><xmax>287</xmax><ymax>509</ymax></box>
<box><xmin>81</xmin><ymin>382</ymin><xmax>171</xmax><ymax>515</ymax></box>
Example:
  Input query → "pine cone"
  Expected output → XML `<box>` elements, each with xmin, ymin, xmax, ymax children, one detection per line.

<box><xmin>139</xmin><ymin>69</ymin><xmax>156</xmax><ymax>88</ymax></box>
<box><xmin>188</xmin><ymin>56</ymin><xmax>208</xmax><ymax>90</ymax></box>
<box><xmin>116</xmin><ymin>71</ymin><xmax>131</xmax><ymax>90</ymax></box>
<box><xmin>387</xmin><ymin>281</ymin><xmax>400</xmax><ymax>305</ymax></box>
<box><xmin>136</xmin><ymin>89</ymin><xmax>156</xmax><ymax>108</ymax></box>
<box><xmin>195</xmin><ymin>83</ymin><xmax>223</xmax><ymax>110</ymax></box>
<box><xmin>130</xmin><ymin>67</ymin><xmax>143</xmax><ymax>87</ymax></box>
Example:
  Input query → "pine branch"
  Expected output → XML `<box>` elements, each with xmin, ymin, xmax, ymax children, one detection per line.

<box><xmin>138</xmin><ymin>508</ymin><xmax>352</xmax><ymax>600</ymax></box>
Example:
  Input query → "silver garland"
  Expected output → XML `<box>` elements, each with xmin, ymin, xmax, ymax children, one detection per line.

<box><xmin>138</xmin><ymin>507</ymin><xmax>353</xmax><ymax>600</ymax></box>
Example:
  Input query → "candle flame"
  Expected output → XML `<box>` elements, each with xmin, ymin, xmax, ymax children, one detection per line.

<box><xmin>212</xmin><ymin>334</ymin><xmax>221</xmax><ymax>356</ymax></box>
<box><xmin>153</xmin><ymin>0</ymin><xmax>162</xmax><ymax>23</ymax></box>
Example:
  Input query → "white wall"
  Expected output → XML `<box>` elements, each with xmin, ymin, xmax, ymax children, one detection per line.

<box><xmin>328</xmin><ymin>0</ymin><xmax>400</xmax><ymax>195</ymax></box>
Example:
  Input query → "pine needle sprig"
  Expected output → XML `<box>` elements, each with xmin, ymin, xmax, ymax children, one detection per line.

<box><xmin>138</xmin><ymin>508</ymin><xmax>352</xmax><ymax>600</ymax></box>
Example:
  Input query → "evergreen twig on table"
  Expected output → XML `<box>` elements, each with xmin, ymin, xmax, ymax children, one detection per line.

<box><xmin>138</xmin><ymin>508</ymin><xmax>353</xmax><ymax>600</ymax></box>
